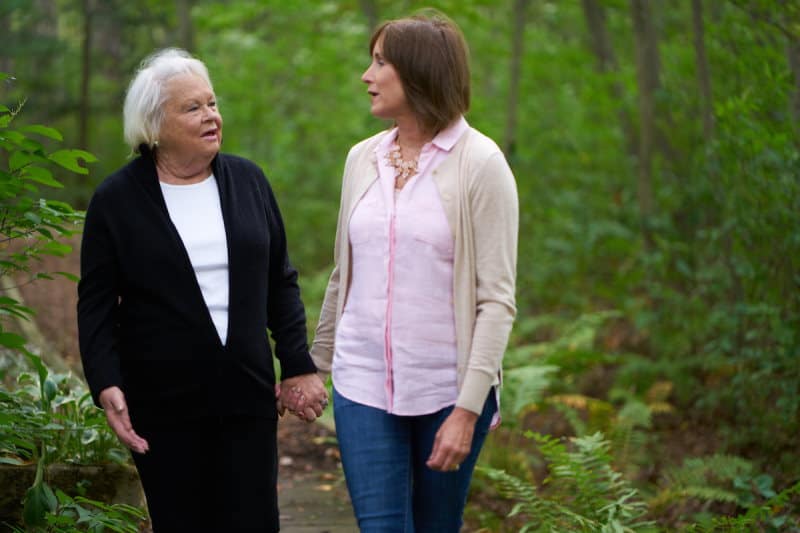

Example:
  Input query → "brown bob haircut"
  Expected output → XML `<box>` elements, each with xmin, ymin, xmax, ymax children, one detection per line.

<box><xmin>370</xmin><ymin>11</ymin><xmax>470</xmax><ymax>133</ymax></box>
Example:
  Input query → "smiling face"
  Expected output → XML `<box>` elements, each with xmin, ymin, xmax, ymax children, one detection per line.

<box><xmin>157</xmin><ymin>73</ymin><xmax>222</xmax><ymax>165</ymax></box>
<box><xmin>361</xmin><ymin>36</ymin><xmax>411</xmax><ymax>121</ymax></box>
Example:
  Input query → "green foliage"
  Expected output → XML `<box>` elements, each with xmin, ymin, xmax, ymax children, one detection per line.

<box><xmin>680</xmin><ymin>480</ymin><xmax>800</xmax><ymax>533</ymax></box>
<box><xmin>654</xmin><ymin>454</ymin><xmax>754</xmax><ymax>509</ymax></box>
<box><xmin>0</xmin><ymin>353</ymin><xmax>127</xmax><ymax>467</ymax></box>
<box><xmin>501</xmin><ymin>310</ymin><xmax>622</xmax><ymax>425</ymax></box>
<box><xmin>0</xmin><ymin>79</ymin><xmax>142</xmax><ymax>531</ymax></box>
<box><xmin>477</xmin><ymin>432</ymin><xmax>654</xmax><ymax>532</ymax></box>
<box><xmin>11</xmin><ymin>488</ymin><xmax>145</xmax><ymax>533</ymax></box>
<box><xmin>3</xmin><ymin>1</ymin><xmax>800</xmax><ymax>529</ymax></box>
<box><xmin>0</xmin><ymin>84</ymin><xmax>86</xmax><ymax>352</ymax></box>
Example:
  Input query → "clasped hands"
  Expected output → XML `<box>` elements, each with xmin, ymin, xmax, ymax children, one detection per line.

<box><xmin>276</xmin><ymin>373</ymin><xmax>328</xmax><ymax>423</ymax></box>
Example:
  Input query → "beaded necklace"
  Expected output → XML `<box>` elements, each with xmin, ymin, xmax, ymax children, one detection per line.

<box><xmin>385</xmin><ymin>143</ymin><xmax>419</xmax><ymax>189</ymax></box>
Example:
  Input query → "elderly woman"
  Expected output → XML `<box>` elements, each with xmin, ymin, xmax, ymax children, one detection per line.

<box><xmin>310</xmin><ymin>11</ymin><xmax>518</xmax><ymax>532</ymax></box>
<box><xmin>77</xmin><ymin>48</ymin><xmax>327</xmax><ymax>532</ymax></box>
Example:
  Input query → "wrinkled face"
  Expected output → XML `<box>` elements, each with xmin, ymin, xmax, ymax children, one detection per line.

<box><xmin>158</xmin><ymin>74</ymin><xmax>222</xmax><ymax>162</ymax></box>
<box><xmin>361</xmin><ymin>36</ymin><xmax>410</xmax><ymax>121</ymax></box>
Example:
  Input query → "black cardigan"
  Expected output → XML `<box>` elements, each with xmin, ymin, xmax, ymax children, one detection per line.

<box><xmin>77</xmin><ymin>151</ymin><xmax>317</xmax><ymax>423</ymax></box>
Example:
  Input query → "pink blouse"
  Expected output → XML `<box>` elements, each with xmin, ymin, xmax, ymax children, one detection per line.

<box><xmin>332</xmin><ymin>118</ymin><xmax>469</xmax><ymax>415</ymax></box>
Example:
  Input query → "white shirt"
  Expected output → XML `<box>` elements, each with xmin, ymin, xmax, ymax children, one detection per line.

<box><xmin>160</xmin><ymin>174</ymin><xmax>230</xmax><ymax>344</ymax></box>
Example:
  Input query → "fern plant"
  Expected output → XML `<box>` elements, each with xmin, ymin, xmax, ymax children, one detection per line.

<box><xmin>476</xmin><ymin>431</ymin><xmax>655</xmax><ymax>532</ymax></box>
<box><xmin>680</xmin><ymin>480</ymin><xmax>800</xmax><ymax>532</ymax></box>
<box><xmin>653</xmin><ymin>454</ymin><xmax>752</xmax><ymax>509</ymax></box>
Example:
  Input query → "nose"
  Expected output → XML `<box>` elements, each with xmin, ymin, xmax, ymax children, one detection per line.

<box><xmin>361</xmin><ymin>65</ymin><xmax>373</xmax><ymax>84</ymax></box>
<box><xmin>203</xmin><ymin>105</ymin><xmax>219</xmax><ymax>122</ymax></box>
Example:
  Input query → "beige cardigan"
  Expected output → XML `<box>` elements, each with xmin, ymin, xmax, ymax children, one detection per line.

<box><xmin>311</xmin><ymin>126</ymin><xmax>518</xmax><ymax>415</ymax></box>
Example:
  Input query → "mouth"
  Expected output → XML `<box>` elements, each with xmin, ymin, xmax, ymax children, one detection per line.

<box><xmin>368</xmin><ymin>90</ymin><xmax>378</xmax><ymax>97</ymax></box>
<box><xmin>202</xmin><ymin>129</ymin><xmax>219</xmax><ymax>140</ymax></box>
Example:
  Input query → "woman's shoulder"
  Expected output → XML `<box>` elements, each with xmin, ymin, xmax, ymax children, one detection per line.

<box><xmin>215</xmin><ymin>153</ymin><xmax>264</xmax><ymax>177</ymax></box>
<box><xmin>93</xmin><ymin>156</ymin><xmax>150</xmax><ymax>197</ymax></box>
<box><xmin>346</xmin><ymin>130</ymin><xmax>391</xmax><ymax>161</ymax></box>
<box><xmin>461</xmin><ymin>126</ymin><xmax>505</xmax><ymax>162</ymax></box>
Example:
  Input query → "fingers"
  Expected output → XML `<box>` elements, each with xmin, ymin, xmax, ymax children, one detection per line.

<box><xmin>276</xmin><ymin>397</ymin><xmax>286</xmax><ymax>417</ymax></box>
<box><xmin>425</xmin><ymin>410</ymin><xmax>476</xmax><ymax>472</ymax></box>
<box><xmin>106</xmin><ymin>405</ymin><xmax>150</xmax><ymax>454</ymax></box>
<box><xmin>426</xmin><ymin>432</ymin><xmax>463</xmax><ymax>472</ymax></box>
<box><xmin>99</xmin><ymin>386</ymin><xmax>149</xmax><ymax>454</ymax></box>
<box><xmin>278</xmin><ymin>374</ymin><xmax>329</xmax><ymax>420</ymax></box>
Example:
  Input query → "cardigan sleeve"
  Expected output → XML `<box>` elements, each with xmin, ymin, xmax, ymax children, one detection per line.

<box><xmin>77</xmin><ymin>190</ymin><xmax>124</xmax><ymax>407</ymax></box>
<box><xmin>309</xmin><ymin>142</ymin><xmax>360</xmax><ymax>379</ymax></box>
<box><xmin>260</xmin><ymin>178</ymin><xmax>318</xmax><ymax>379</ymax></box>
<box><xmin>456</xmin><ymin>151</ymin><xmax>519</xmax><ymax>414</ymax></box>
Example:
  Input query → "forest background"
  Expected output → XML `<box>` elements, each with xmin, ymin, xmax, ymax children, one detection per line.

<box><xmin>1</xmin><ymin>0</ymin><xmax>799</xmax><ymax>531</ymax></box>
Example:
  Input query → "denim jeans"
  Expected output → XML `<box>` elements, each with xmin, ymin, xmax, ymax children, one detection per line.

<box><xmin>333</xmin><ymin>387</ymin><xmax>497</xmax><ymax>533</ymax></box>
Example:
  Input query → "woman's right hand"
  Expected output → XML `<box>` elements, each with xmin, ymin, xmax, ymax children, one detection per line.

<box><xmin>98</xmin><ymin>386</ymin><xmax>150</xmax><ymax>454</ymax></box>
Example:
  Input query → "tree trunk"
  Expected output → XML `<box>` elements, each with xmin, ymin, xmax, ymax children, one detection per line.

<box><xmin>79</xmin><ymin>0</ymin><xmax>92</xmax><ymax>152</ymax></box>
<box><xmin>360</xmin><ymin>0</ymin><xmax>378</xmax><ymax>32</ymax></box>
<box><xmin>176</xmin><ymin>0</ymin><xmax>195</xmax><ymax>52</ymax></box>
<box><xmin>630</xmin><ymin>0</ymin><xmax>657</xmax><ymax>246</ymax></box>
<box><xmin>692</xmin><ymin>0</ymin><xmax>714</xmax><ymax>139</ymax></box>
<box><xmin>504</xmin><ymin>0</ymin><xmax>530</xmax><ymax>160</ymax></box>
<box><xmin>581</xmin><ymin>0</ymin><xmax>637</xmax><ymax>156</ymax></box>
<box><xmin>0</xmin><ymin>10</ymin><xmax>11</xmax><ymax>74</ymax></box>
<box><xmin>788</xmin><ymin>37</ymin><xmax>800</xmax><ymax>127</ymax></box>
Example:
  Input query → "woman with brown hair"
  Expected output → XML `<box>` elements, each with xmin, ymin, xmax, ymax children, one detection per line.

<box><xmin>311</xmin><ymin>11</ymin><xmax>518</xmax><ymax>532</ymax></box>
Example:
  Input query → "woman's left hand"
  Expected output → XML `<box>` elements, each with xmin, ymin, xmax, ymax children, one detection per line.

<box><xmin>276</xmin><ymin>373</ymin><xmax>328</xmax><ymax>422</ymax></box>
<box><xmin>426</xmin><ymin>407</ymin><xmax>479</xmax><ymax>472</ymax></box>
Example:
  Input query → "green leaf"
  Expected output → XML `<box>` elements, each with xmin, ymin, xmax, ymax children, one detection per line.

<box><xmin>21</xmin><ymin>124</ymin><xmax>63</xmax><ymax>141</ymax></box>
<box><xmin>23</xmin><ymin>481</ymin><xmax>58</xmax><ymax>527</ymax></box>
<box><xmin>23</xmin><ymin>166</ymin><xmax>63</xmax><ymax>188</ymax></box>
<box><xmin>47</xmin><ymin>149</ymin><xmax>98</xmax><ymax>175</ymax></box>
<box><xmin>54</xmin><ymin>271</ymin><xmax>80</xmax><ymax>282</ymax></box>
<box><xmin>42</xmin><ymin>240</ymin><xmax>72</xmax><ymax>256</ymax></box>
<box><xmin>43</xmin><ymin>378</ymin><xmax>58</xmax><ymax>403</ymax></box>
<box><xmin>35</xmin><ymin>227</ymin><xmax>54</xmax><ymax>239</ymax></box>
<box><xmin>9</xmin><ymin>150</ymin><xmax>35</xmax><ymax>171</ymax></box>
<box><xmin>24</xmin><ymin>211</ymin><xmax>42</xmax><ymax>224</ymax></box>
<box><xmin>0</xmin><ymin>331</ymin><xmax>26</xmax><ymax>348</ymax></box>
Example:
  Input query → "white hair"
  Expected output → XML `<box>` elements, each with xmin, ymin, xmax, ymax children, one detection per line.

<box><xmin>123</xmin><ymin>48</ymin><xmax>214</xmax><ymax>153</ymax></box>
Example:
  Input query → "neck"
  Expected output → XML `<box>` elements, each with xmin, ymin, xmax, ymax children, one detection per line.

<box><xmin>155</xmin><ymin>151</ymin><xmax>213</xmax><ymax>185</ymax></box>
<box><xmin>395</xmin><ymin>116</ymin><xmax>434</xmax><ymax>150</ymax></box>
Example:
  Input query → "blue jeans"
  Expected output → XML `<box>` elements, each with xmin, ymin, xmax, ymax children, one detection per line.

<box><xmin>333</xmin><ymin>387</ymin><xmax>497</xmax><ymax>533</ymax></box>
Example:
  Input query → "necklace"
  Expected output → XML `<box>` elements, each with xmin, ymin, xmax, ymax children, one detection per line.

<box><xmin>385</xmin><ymin>143</ymin><xmax>419</xmax><ymax>189</ymax></box>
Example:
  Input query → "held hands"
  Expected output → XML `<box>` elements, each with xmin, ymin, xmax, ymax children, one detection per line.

<box><xmin>275</xmin><ymin>373</ymin><xmax>328</xmax><ymax>423</ymax></box>
<box><xmin>98</xmin><ymin>386</ymin><xmax>149</xmax><ymax>455</ymax></box>
<box><xmin>426</xmin><ymin>407</ymin><xmax>479</xmax><ymax>472</ymax></box>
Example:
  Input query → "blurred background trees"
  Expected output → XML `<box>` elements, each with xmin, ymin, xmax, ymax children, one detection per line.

<box><xmin>2</xmin><ymin>0</ymin><xmax>798</xmax><ymax>529</ymax></box>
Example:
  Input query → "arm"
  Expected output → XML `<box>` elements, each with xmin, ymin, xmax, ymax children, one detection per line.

<box><xmin>310</xmin><ymin>143</ymin><xmax>358</xmax><ymax>380</ymax></box>
<box><xmin>77</xmin><ymin>191</ymin><xmax>124</xmax><ymax>406</ymax></box>
<box><xmin>261</xmin><ymin>178</ymin><xmax>317</xmax><ymax>379</ymax></box>
<box><xmin>456</xmin><ymin>151</ymin><xmax>518</xmax><ymax>414</ymax></box>
<box><xmin>428</xmin><ymin>151</ymin><xmax>518</xmax><ymax>471</ymax></box>
<box><xmin>260</xmin><ymin>177</ymin><xmax>326</xmax><ymax>420</ymax></box>
<box><xmin>77</xmin><ymin>191</ymin><xmax>148</xmax><ymax>453</ymax></box>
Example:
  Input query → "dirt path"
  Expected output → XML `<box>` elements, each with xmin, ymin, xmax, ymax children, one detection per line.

<box><xmin>277</xmin><ymin>416</ymin><xmax>356</xmax><ymax>532</ymax></box>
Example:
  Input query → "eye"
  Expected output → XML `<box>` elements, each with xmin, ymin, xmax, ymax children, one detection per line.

<box><xmin>187</xmin><ymin>105</ymin><xmax>199</xmax><ymax>112</ymax></box>
<box><xmin>209</xmin><ymin>101</ymin><xmax>217</xmax><ymax>108</ymax></box>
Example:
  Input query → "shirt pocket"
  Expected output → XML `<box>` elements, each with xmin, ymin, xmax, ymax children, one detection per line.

<box><xmin>411</xmin><ymin>228</ymin><xmax>454</xmax><ymax>259</ymax></box>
